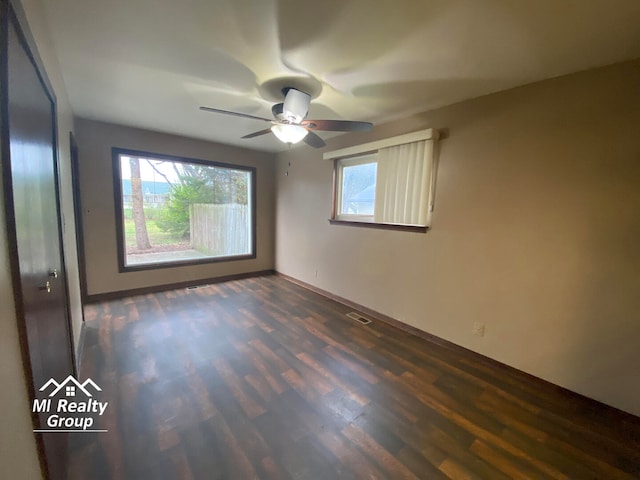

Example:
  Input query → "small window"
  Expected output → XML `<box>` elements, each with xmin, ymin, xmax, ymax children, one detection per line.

<box><xmin>336</xmin><ymin>154</ymin><xmax>378</xmax><ymax>222</ymax></box>
<box><xmin>113</xmin><ymin>148</ymin><xmax>256</xmax><ymax>271</ymax></box>
<box><xmin>327</xmin><ymin>129</ymin><xmax>439</xmax><ymax>231</ymax></box>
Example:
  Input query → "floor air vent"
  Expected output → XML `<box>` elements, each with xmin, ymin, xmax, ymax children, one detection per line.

<box><xmin>346</xmin><ymin>312</ymin><xmax>372</xmax><ymax>325</ymax></box>
<box><xmin>186</xmin><ymin>284</ymin><xmax>209</xmax><ymax>290</ymax></box>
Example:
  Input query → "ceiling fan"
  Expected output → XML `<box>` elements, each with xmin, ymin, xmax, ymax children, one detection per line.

<box><xmin>200</xmin><ymin>88</ymin><xmax>373</xmax><ymax>148</ymax></box>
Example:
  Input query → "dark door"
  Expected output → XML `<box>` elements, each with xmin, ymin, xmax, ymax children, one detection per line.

<box><xmin>3</xmin><ymin>5</ymin><xmax>75</xmax><ymax>480</ymax></box>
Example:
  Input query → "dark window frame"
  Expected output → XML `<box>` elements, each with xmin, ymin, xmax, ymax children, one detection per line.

<box><xmin>112</xmin><ymin>147</ymin><xmax>257</xmax><ymax>273</ymax></box>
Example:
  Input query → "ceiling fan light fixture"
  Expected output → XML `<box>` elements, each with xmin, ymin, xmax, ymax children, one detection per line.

<box><xmin>271</xmin><ymin>124</ymin><xmax>308</xmax><ymax>144</ymax></box>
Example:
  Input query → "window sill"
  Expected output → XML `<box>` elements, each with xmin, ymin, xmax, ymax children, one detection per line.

<box><xmin>328</xmin><ymin>219</ymin><xmax>428</xmax><ymax>233</ymax></box>
<box><xmin>118</xmin><ymin>253</ymin><xmax>256</xmax><ymax>273</ymax></box>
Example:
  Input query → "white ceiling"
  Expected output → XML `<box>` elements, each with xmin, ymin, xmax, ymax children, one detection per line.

<box><xmin>42</xmin><ymin>0</ymin><xmax>640</xmax><ymax>152</ymax></box>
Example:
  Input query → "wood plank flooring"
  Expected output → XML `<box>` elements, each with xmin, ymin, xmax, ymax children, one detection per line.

<box><xmin>69</xmin><ymin>275</ymin><xmax>640</xmax><ymax>479</ymax></box>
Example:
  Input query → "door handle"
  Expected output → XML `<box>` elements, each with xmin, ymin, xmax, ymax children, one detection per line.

<box><xmin>48</xmin><ymin>269</ymin><xmax>58</xmax><ymax>278</ymax></box>
<box><xmin>39</xmin><ymin>281</ymin><xmax>51</xmax><ymax>293</ymax></box>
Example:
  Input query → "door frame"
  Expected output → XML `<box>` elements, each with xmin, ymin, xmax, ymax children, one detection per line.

<box><xmin>0</xmin><ymin>0</ymin><xmax>77</xmax><ymax>477</ymax></box>
<box><xmin>70</xmin><ymin>131</ymin><xmax>89</xmax><ymax>306</ymax></box>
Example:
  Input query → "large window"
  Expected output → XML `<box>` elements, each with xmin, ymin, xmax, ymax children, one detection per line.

<box><xmin>328</xmin><ymin>129</ymin><xmax>438</xmax><ymax>231</ymax></box>
<box><xmin>113</xmin><ymin>148</ymin><xmax>255</xmax><ymax>270</ymax></box>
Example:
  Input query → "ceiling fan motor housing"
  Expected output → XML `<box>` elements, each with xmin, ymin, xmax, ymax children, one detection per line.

<box><xmin>272</xmin><ymin>103</ymin><xmax>285</xmax><ymax>122</ymax></box>
<box><xmin>282</xmin><ymin>88</ymin><xmax>311</xmax><ymax>123</ymax></box>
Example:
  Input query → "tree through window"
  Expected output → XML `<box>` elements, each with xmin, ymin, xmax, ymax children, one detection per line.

<box><xmin>113</xmin><ymin>148</ymin><xmax>255</xmax><ymax>270</ymax></box>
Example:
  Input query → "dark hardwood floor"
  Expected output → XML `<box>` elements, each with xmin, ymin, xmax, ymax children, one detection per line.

<box><xmin>69</xmin><ymin>275</ymin><xmax>640</xmax><ymax>479</ymax></box>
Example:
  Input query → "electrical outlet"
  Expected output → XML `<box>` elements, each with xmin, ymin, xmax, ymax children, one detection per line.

<box><xmin>314</xmin><ymin>269</ymin><xmax>318</xmax><ymax>278</ymax></box>
<box><xmin>473</xmin><ymin>322</ymin><xmax>485</xmax><ymax>337</ymax></box>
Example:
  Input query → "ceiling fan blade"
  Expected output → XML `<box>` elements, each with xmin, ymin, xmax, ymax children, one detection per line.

<box><xmin>303</xmin><ymin>130</ymin><xmax>326</xmax><ymax>148</ymax></box>
<box><xmin>199</xmin><ymin>106</ymin><xmax>272</xmax><ymax>123</ymax></box>
<box><xmin>241</xmin><ymin>128</ymin><xmax>273</xmax><ymax>139</ymax></box>
<box><xmin>283</xmin><ymin>88</ymin><xmax>310</xmax><ymax>123</ymax></box>
<box><xmin>301</xmin><ymin>119</ymin><xmax>373</xmax><ymax>132</ymax></box>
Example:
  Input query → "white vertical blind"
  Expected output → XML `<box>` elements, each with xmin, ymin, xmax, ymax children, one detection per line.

<box><xmin>374</xmin><ymin>139</ymin><xmax>435</xmax><ymax>226</ymax></box>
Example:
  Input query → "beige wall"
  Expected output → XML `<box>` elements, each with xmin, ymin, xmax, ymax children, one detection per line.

<box><xmin>0</xmin><ymin>161</ymin><xmax>42</xmax><ymax>480</ymax></box>
<box><xmin>0</xmin><ymin>0</ymin><xmax>83</xmax><ymax>477</ymax></box>
<box><xmin>276</xmin><ymin>60</ymin><xmax>640</xmax><ymax>416</ymax></box>
<box><xmin>74</xmin><ymin>119</ymin><xmax>276</xmax><ymax>296</ymax></box>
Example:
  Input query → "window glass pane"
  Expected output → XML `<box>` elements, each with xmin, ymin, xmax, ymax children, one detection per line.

<box><xmin>340</xmin><ymin>162</ymin><xmax>377</xmax><ymax>215</ymax></box>
<box><xmin>119</xmin><ymin>154</ymin><xmax>252</xmax><ymax>267</ymax></box>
